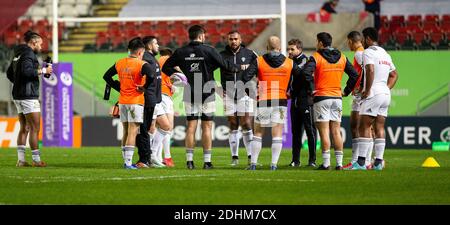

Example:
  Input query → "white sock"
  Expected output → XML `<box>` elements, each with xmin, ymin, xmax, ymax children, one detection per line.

<box><xmin>121</xmin><ymin>146</ymin><xmax>125</xmax><ymax>159</ymax></box>
<box><xmin>148</xmin><ymin>132</ymin><xmax>154</xmax><ymax>147</ymax></box>
<box><xmin>229</xmin><ymin>130</ymin><xmax>239</xmax><ymax>157</ymax></box>
<box><xmin>357</xmin><ymin>138</ymin><xmax>372</xmax><ymax>164</ymax></box>
<box><xmin>17</xmin><ymin>145</ymin><xmax>26</xmax><ymax>162</ymax></box>
<box><xmin>322</xmin><ymin>150</ymin><xmax>331</xmax><ymax>167</ymax></box>
<box><xmin>157</xmin><ymin>142</ymin><xmax>163</xmax><ymax>162</ymax></box>
<box><xmin>271</xmin><ymin>137</ymin><xmax>283</xmax><ymax>166</ymax></box>
<box><xmin>335</xmin><ymin>150</ymin><xmax>343</xmax><ymax>167</ymax></box>
<box><xmin>351</xmin><ymin>138</ymin><xmax>359</xmax><ymax>163</ymax></box>
<box><xmin>152</xmin><ymin>128</ymin><xmax>169</xmax><ymax>161</ymax></box>
<box><xmin>366</xmin><ymin>139</ymin><xmax>374</xmax><ymax>166</ymax></box>
<box><xmin>250</xmin><ymin>136</ymin><xmax>262</xmax><ymax>165</ymax></box>
<box><xmin>123</xmin><ymin>146</ymin><xmax>134</xmax><ymax>166</ymax></box>
<box><xmin>163</xmin><ymin>132</ymin><xmax>172</xmax><ymax>158</ymax></box>
<box><xmin>31</xmin><ymin>149</ymin><xmax>41</xmax><ymax>162</ymax></box>
<box><xmin>203</xmin><ymin>149</ymin><xmax>212</xmax><ymax>163</ymax></box>
<box><xmin>242</xmin><ymin>129</ymin><xmax>253</xmax><ymax>157</ymax></box>
<box><xmin>374</xmin><ymin>138</ymin><xmax>386</xmax><ymax>160</ymax></box>
<box><xmin>186</xmin><ymin>148</ymin><xmax>194</xmax><ymax>161</ymax></box>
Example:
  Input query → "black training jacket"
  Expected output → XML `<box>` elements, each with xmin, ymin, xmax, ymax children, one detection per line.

<box><xmin>6</xmin><ymin>44</ymin><xmax>40</xmax><ymax>100</ymax></box>
<box><xmin>219</xmin><ymin>44</ymin><xmax>258</xmax><ymax>100</ymax></box>
<box><xmin>162</xmin><ymin>41</ymin><xmax>239</xmax><ymax>103</ymax></box>
<box><xmin>290</xmin><ymin>53</ymin><xmax>314</xmax><ymax>108</ymax></box>
<box><xmin>142</xmin><ymin>51</ymin><xmax>162</xmax><ymax>107</ymax></box>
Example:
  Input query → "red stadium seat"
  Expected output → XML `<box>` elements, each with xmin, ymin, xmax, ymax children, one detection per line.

<box><xmin>36</xmin><ymin>19</ymin><xmax>49</xmax><ymax>28</ymax></box>
<box><xmin>442</xmin><ymin>22</ymin><xmax>450</xmax><ymax>32</ymax></box>
<box><xmin>219</xmin><ymin>22</ymin><xmax>234</xmax><ymax>35</ymax></box>
<box><xmin>140</xmin><ymin>21</ymin><xmax>152</xmax><ymax>30</ymax></box>
<box><xmin>171</xmin><ymin>21</ymin><xmax>186</xmax><ymax>31</ymax></box>
<box><xmin>442</xmin><ymin>14</ymin><xmax>450</xmax><ymax>23</ymax></box>
<box><xmin>108</xmin><ymin>22</ymin><xmax>122</xmax><ymax>30</ymax></box>
<box><xmin>19</xmin><ymin>19</ymin><xmax>33</xmax><ymax>28</ymax></box>
<box><xmin>380</xmin><ymin>15</ymin><xmax>389</xmax><ymax>26</ymax></box>
<box><xmin>425</xmin><ymin>14</ymin><xmax>439</xmax><ymax>23</ymax></box>
<box><xmin>124</xmin><ymin>28</ymin><xmax>140</xmax><ymax>38</ymax></box>
<box><xmin>378</xmin><ymin>32</ymin><xmax>391</xmax><ymax>45</ymax></box>
<box><xmin>111</xmin><ymin>36</ymin><xmax>125</xmax><ymax>48</ymax></box>
<box><xmin>430</xmin><ymin>32</ymin><xmax>444</xmax><ymax>44</ymax></box>
<box><xmin>407</xmin><ymin>15</ymin><xmax>422</xmax><ymax>23</ymax></box>
<box><xmin>207</xmin><ymin>34</ymin><xmax>222</xmax><ymax>46</ymax></box>
<box><xmin>423</xmin><ymin>23</ymin><xmax>440</xmax><ymax>33</ymax></box>
<box><xmin>412</xmin><ymin>31</ymin><xmax>426</xmax><ymax>44</ymax></box>
<box><xmin>395</xmin><ymin>32</ymin><xmax>409</xmax><ymax>45</ymax></box>
<box><xmin>155</xmin><ymin>27</ymin><xmax>170</xmax><ymax>37</ymax></box>
<box><xmin>405</xmin><ymin>24</ymin><xmax>422</xmax><ymax>33</ymax></box>
<box><xmin>96</xmin><ymin>35</ymin><xmax>109</xmax><ymax>48</ymax></box>
<box><xmin>391</xmin><ymin>15</ymin><xmax>405</xmax><ymax>24</ymax></box>
<box><xmin>4</xmin><ymin>31</ymin><xmax>19</xmax><ymax>47</ymax></box>
<box><xmin>139</xmin><ymin>30</ymin><xmax>152</xmax><ymax>38</ymax></box>
<box><xmin>108</xmin><ymin>28</ymin><xmax>123</xmax><ymax>39</ymax></box>
<box><xmin>158</xmin><ymin>35</ymin><xmax>172</xmax><ymax>46</ymax></box>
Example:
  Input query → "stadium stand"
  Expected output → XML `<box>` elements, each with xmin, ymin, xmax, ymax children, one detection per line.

<box><xmin>378</xmin><ymin>14</ymin><xmax>450</xmax><ymax>50</ymax></box>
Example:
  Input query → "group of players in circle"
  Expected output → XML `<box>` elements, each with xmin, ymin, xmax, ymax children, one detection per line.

<box><xmin>102</xmin><ymin>24</ymin><xmax>398</xmax><ymax>171</ymax></box>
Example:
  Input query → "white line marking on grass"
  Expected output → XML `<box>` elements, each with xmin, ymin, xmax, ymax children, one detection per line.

<box><xmin>10</xmin><ymin>174</ymin><xmax>219</xmax><ymax>183</ymax></box>
<box><xmin>7</xmin><ymin>174</ymin><xmax>313</xmax><ymax>183</ymax></box>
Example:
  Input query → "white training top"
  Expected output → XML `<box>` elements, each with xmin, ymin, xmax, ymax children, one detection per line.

<box><xmin>362</xmin><ymin>45</ymin><xmax>396</xmax><ymax>98</ymax></box>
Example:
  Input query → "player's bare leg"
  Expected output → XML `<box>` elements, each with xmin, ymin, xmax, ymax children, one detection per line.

<box><xmin>151</xmin><ymin>114</ymin><xmax>171</xmax><ymax>167</ymax></box>
<box><xmin>185</xmin><ymin>119</ymin><xmax>198</xmax><ymax>169</ymax></box>
<box><xmin>201</xmin><ymin>120</ymin><xmax>213</xmax><ymax>169</ymax></box>
<box><xmin>16</xmin><ymin>113</ymin><xmax>30</xmax><ymax>167</ymax></box>
<box><xmin>25</xmin><ymin>112</ymin><xmax>45</xmax><ymax>167</ymax></box>
<box><xmin>347</xmin><ymin>111</ymin><xmax>360</xmax><ymax>168</ymax></box>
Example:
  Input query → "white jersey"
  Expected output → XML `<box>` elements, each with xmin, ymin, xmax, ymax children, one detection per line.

<box><xmin>362</xmin><ymin>46</ymin><xmax>396</xmax><ymax>98</ymax></box>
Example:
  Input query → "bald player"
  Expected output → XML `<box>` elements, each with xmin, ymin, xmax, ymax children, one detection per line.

<box><xmin>242</xmin><ymin>36</ymin><xmax>302</xmax><ymax>170</ymax></box>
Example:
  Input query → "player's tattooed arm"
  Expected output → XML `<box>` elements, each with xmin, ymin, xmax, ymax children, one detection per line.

<box><xmin>362</xmin><ymin>64</ymin><xmax>375</xmax><ymax>99</ymax></box>
<box><xmin>103</xmin><ymin>63</ymin><xmax>120</xmax><ymax>92</ymax></box>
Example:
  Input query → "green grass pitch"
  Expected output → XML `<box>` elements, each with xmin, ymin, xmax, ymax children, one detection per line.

<box><xmin>0</xmin><ymin>147</ymin><xmax>449</xmax><ymax>204</ymax></box>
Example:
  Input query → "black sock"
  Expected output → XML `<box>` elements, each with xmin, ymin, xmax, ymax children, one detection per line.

<box><xmin>232</xmin><ymin>156</ymin><xmax>239</xmax><ymax>159</ymax></box>
<box><xmin>374</xmin><ymin>158</ymin><xmax>383</xmax><ymax>166</ymax></box>
<box><xmin>357</xmin><ymin>156</ymin><xmax>366</xmax><ymax>166</ymax></box>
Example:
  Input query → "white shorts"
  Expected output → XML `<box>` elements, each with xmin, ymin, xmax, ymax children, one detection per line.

<box><xmin>351</xmin><ymin>95</ymin><xmax>362</xmax><ymax>112</ymax></box>
<box><xmin>14</xmin><ymin>100</ymin><xmax>41</xmax><ymax>114</ymax></box>
<box><xmin>119</xmin><ymin>104</ymin><xmax>144</xmax><ymax>123</ymax></box>
<box><xmin>254</xmin><ymin>106</ymin><xmax>288</xmax><ymax>126</ymax></box>
<box><xmin>359</xmin><ymin>93</ymin><xmax>391</xmax><ymax>117</ymax></box>
<box><xmin>224</xmin><ymin>95</ymin><xmax>255</xmax><ymax>116</ymax></box>
<box><xmin>185</xmin><ymin>101</ymin><xmax>216</xmax><ymax>120</ymax></box>
<box><xmin>313</xmin><ymin>99</ymin><xmax>342</xmax><ymax>122</ymax></box>
<box><xmin>152</xmin><ymin>103</ymin><xmax>164</xmax><ymax>119</ymax></box>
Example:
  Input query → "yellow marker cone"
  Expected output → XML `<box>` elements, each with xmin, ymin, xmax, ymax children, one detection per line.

<box><xmin>422</xmin><ymin>157</ymin><xmax>440</xmax><ymax>168</ymax></box>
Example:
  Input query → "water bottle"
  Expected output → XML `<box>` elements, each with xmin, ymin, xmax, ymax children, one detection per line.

<box><xmin>43</xmin><ymin>56</ymin><xmax>52</xmax><ymax>78</ymax></box>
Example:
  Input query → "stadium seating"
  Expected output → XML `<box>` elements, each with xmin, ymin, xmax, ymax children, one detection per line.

<box><xmin>87</xmin><ymin>18</ymin><xmax>271</xmax><ymax>52</ymax></box>
<box><xmin>378</xmin><ymin>14</ymin><xmax>450</xmax><ymax>50</ymax></box>
<box><xmin>0</xmin><ymin>0</ymin><xmax>93</xmax><ymax>53</ymax></box>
